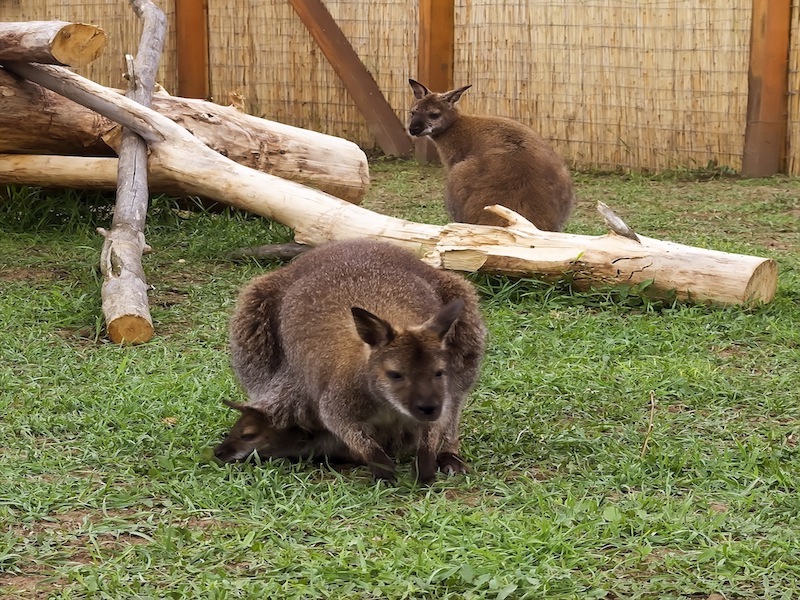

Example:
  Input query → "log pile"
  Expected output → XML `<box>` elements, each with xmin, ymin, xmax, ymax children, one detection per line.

<box><xmin>0</xmin><ymin>68</ymin><xmax>369</xmax><ymax>203</ymax></box>
<box><xmin>0</xmin><ymin>15</ymin><xmax>779</xmax><ymax>344</ymax></box>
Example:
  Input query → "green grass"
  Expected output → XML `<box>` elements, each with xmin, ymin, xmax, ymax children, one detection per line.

<box><xmin>1</xmin><ymin>162</ymin><xmax>799</xmax><ymax>599</ymax></box>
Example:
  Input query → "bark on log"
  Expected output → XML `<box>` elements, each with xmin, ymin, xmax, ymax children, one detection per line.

<box><xmin>2</xmin><ymin>61</ymin><xmax>778</xmax><ymax>307</ymax></box>
<box><xmin>0</xmin><ymin>21</ymin><xmax>106</xmax><ymax>66</ymax></box>
<box><xmin>99</xmin><ymin>0</ymin><xmax>166</xmax><ymax>345</ymax></box>
<box><xmin>0</xmin><ymin>69</ymin><xmax>369</xmax><ymax>203</ymax></box>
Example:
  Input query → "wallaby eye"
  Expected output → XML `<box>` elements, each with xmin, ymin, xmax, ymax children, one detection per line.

<box><xmin>240</xmin><ymin>431</ymin><xmax>258</xmax><ymax>441</ymax></box>
<box><xmin>429</xmin><ymin>112</ymin><xmax>441</xmax><ymax>119</ymax></box>
<box><xmin>434</xmin><ymin>370</ymin><xmax>445</xmax><ymax>378</ymax></box>
<box><xmin>386</xmin><ymin>370</ymin><xmax>404</xmax><ymax>381</ymax></box>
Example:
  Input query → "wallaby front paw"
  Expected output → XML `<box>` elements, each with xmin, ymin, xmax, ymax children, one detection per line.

<box><xmin>371</xmin><ymin>469</ymin><xmax>397</xmax><ymax>484</ymax></box>
<box><xmin>367</xmin><ymin>452</ymin><xmax>397</xmax><ymax>483</ymax></box>
<box><xmin>437</xmin><ymin>452</ymin><xmax>468</xmax><ymax>475</ymax></box>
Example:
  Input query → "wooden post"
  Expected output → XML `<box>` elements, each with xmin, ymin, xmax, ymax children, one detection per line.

<box><xmin>289</xmin><ymin>0</ymin><xmax>412</xmax><ymax>157</ymax></box>
<box><xmin>175</xmin><ymin>0</ymin><xmax>209</xmax><ymax>99</ymax></box>
<box><xmin>741</xmin><ymin>0</ymin><xmax>791</xmax><ymax>177</ymax></box>
<box><xmin>415</xmin><ymin>0</ymin><xmax>454</xmax><ymax>163</ymax></box>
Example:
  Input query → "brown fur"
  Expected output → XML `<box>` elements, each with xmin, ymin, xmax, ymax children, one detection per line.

<box><xmin>408</xmin><ymin>79</ymin><xmax>575</xmax><ymax>231</ymax></box>
<box><xmin>215</xmin><ymin>239</ymin><xmax>487</xmax><ymax>483</ymax></box>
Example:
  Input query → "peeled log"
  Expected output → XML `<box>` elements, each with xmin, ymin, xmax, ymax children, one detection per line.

<box><xmin>0</xmin><ymin>21</ymin><xmax>107</xmax><ymax>66</ymax></box>
<box><xmin>0</xmin><ymin>69</ymin><xmax>369</xmax><ymax>203</ymax></box>
<box><xmin>4</xmin><ymin>62</ymin><xmax>778</xmax><ymax>307</ymax></box>
<box><xmin>0</xmin><ymin>154</ymin><xmax>192</xmax><ymax>196</ymax></box>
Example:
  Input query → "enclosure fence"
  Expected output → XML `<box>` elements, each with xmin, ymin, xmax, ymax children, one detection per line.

<box><xmin>4</xmin><ymin>0</ymin><xmax>799</xmax><ymax>175</ymax></box>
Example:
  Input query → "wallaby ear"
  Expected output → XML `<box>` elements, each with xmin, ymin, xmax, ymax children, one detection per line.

<box><xmin>409</xmin><ymin>78</ymin><xmax>430</xmax><ymax>99</ymax></box>
<box><xmin>223</xmin><ymin>399</ymin><xmax>247</xmax><ymax>412</ymax></box>
<box><xmin>441</xmin><ymin>85</ymin><xmax>472</xmax><ymax>106</ymax></box>
<box><xmin>426</xmin><ymin>299</ymin><xmax>464</xmax><ymax>341</ymax></box>
<box><xmin>351</xmin><ymin>306</ymin><xmax>396</xmax><ymax>347</ymax></box>
<box><xmin>223</xmin><ymin>400</ymin><xmax>268</xmax><ymax>420</ymax></box>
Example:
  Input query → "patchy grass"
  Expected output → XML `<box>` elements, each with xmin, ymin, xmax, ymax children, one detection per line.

<box><xmin>1</xmin><ymin>162</ymin><xmax>799</xmax><ymax>599</ymax></box>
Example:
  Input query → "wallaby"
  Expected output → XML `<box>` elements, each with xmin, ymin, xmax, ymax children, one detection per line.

<box><xmin>215</xmin><ymin>239</ymin><xmax>487</xmax><ymax>483</ymax></box>
<box><xmin>408</xmin><ymin>78</ymin><xmax>576</xmax><ymax>231</ymax></box>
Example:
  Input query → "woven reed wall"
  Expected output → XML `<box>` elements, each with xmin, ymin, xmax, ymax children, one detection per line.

<box><xmin>4</xmin><ymin>1</ymin><xmax>797</xmax><ymax>174</ymax></box>
<box><xmin>789</xmin><ymin>0</ymin><xmax>800</xmax><ymax>176</ymax></box>
<box><xmin>206</xmin><ymin>0</ymin><xmax>416</xmax><ymax>146</ymax></box>
<box><xmin>2</xmin><ymin>0</ymin><xmax>178</xmax><ymax>92</ymax></box>
<box><xmin>454</xmin><ymin>1</ymin><xmax>752</xmax><ymax>172</ymax></box>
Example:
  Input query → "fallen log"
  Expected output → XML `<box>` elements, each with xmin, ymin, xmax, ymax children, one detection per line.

<box><xmin>0</xmin><ymin>21</ymin><xmax>106</xmax><ymax>66</ymax></box>
<box><xmin>0</xmin><ymin>69</ymin><xmax>369</xmax><ymax>203</ymax></box>
<box><xmin>2</xmin><ymin>61</ymin><xmax>778</xmax><ymax>307</ymax></box>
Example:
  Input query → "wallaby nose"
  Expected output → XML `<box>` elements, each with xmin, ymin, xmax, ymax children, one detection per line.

<box><xmin>414</xmin><ymin>403</ymin><xmax>441</xmax><ymax>421</ymax></box>
<box><xmin>408</xmin><ymin>123</ymin><xmax>424</xmax><ymax>137</ymax></box>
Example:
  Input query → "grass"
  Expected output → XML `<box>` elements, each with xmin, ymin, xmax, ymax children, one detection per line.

<box><xmin>1</xmin><ymin>160</ymin><xmax>800</xmax><ymax>599</ymax></box>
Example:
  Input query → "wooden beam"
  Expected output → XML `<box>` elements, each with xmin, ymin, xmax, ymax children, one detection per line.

<box><xmin>175</xmin><ymin>0</ymin><xmax>209</xmax><ymax>98</ymax></box>
<box><xmin>415</xmin><ymin>0</ymin><xmax>454</xmax><ymax>162</ymax></box>
<box><xmin>741</xmin><ymin>0</ymin><xmax>791</xmax><ymax>177</ymax></box>
<box><xmin>289</xmin><ymin>0</ymin><xmax>412</xmax><ymax>157</ymax></box>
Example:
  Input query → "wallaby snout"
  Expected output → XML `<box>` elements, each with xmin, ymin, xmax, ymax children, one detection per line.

<box><xmin>213</xmin><ymin>400</ymin><xmax>272</xmax><ymax>462</ymax></box>
<box><xmin>412</xmin><ymin>400</ymin><xmax>441</xmax><ymax>421</ymax></box>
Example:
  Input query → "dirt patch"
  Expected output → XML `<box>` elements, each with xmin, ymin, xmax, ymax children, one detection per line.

<box><xmin>151</xmin><ymin>288</ymin><xmax>190</xmax><ymax>308</ymax></box>
<box><xmin>0</xmin><ymin>571</ymin><xmax>65</xmax><ymax>600</ymax></box>
<box><xmin>443</xmin><ymin>488</ymin><xmax>486</xmax><ymax>507</ymax></box>
<box><xmin>0</xmin><ymin>267</ymin><xmax>72</xmax><ymax>284</ymax></box>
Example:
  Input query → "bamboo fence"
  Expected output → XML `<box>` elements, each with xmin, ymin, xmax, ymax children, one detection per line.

<box><xmin>454</xmin><ymin>1</ymin><xmax>752</xmax><ymax>172</ymax></box>
<box><xmin>2</xmin><ymin>0</ymin><xmax>799</xmax><ymax>174</ymax></box>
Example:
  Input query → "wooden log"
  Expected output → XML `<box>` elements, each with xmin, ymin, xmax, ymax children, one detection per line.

<box><xmin>3</xmin><ymin>61</ymin><xmax>778</xmax><ymax>307</ymax></box>
<box><xmin>0</xmin><ymin>21</ymin><xmax>106</xmax><ymax>66</ymax></box>
<box><xmin>0</xmin><ymin>69</ymin><xmax>369</xmax><ymax>204</ymax></box>
<box><xmin>98</xmin><ymin>0</ymin><xmax>166</xmax><ymax>345</ymax></box>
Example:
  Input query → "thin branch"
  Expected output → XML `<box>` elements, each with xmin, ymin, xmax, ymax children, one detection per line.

<box><xmin>597</xmin><ymin>201</ymin><xmax>640</xmax><ymax>242</ymax></box>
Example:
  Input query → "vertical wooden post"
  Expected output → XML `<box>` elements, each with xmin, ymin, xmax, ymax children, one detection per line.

<box><xmin>741</xmin><ymin>0</ymin><xmax>791</xmax><ymax>177</ymax></box>
<box><xmin>175</xmin><ymin>0</ymin><xmax>209</xmax><ymax>99</ymax></box>
<box><xmin>415</xmin><ymin>0</ymin><xmax>455</xmax><ymax>162</ymax></box>
<box><xmin>289</xmin><ymin>0</ymin><xmax>412</xmax><ymax>157</ymax></box>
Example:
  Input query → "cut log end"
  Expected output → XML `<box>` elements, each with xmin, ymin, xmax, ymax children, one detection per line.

<box><xmin>51</xmin><ymin>23</ymin><xmax>107</xmax><ymax>67</ymax></box>
<box><xmin>742</xmin><ymin>258</ymin><xmax>778</xmax><ymax>304</ymax></box>
<box><xmin>107</xmin><ymin>314</ymin><xmax>154</xmax><ymax>345</ymax></box>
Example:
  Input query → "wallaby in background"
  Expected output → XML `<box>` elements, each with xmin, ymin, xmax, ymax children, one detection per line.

<box><xmin>214</xmin><ymin>239</ymin><xmax>487</xmax><ymax>483</ymax></box>
<box><xmin>408</xmin><ymin>78</ymin><xmax>576</xmax><ymax>231</ymax></box>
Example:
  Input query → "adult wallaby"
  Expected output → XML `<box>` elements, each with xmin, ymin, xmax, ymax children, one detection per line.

<box><xmin>408</xmin><ymin>78</ymin><xmax>576</xmax><ymax>231</ymax></box>
<box><xmin>215</xmin><ymin>239</ymin><xmax>486</xmax><ymax>484</ymax></box>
